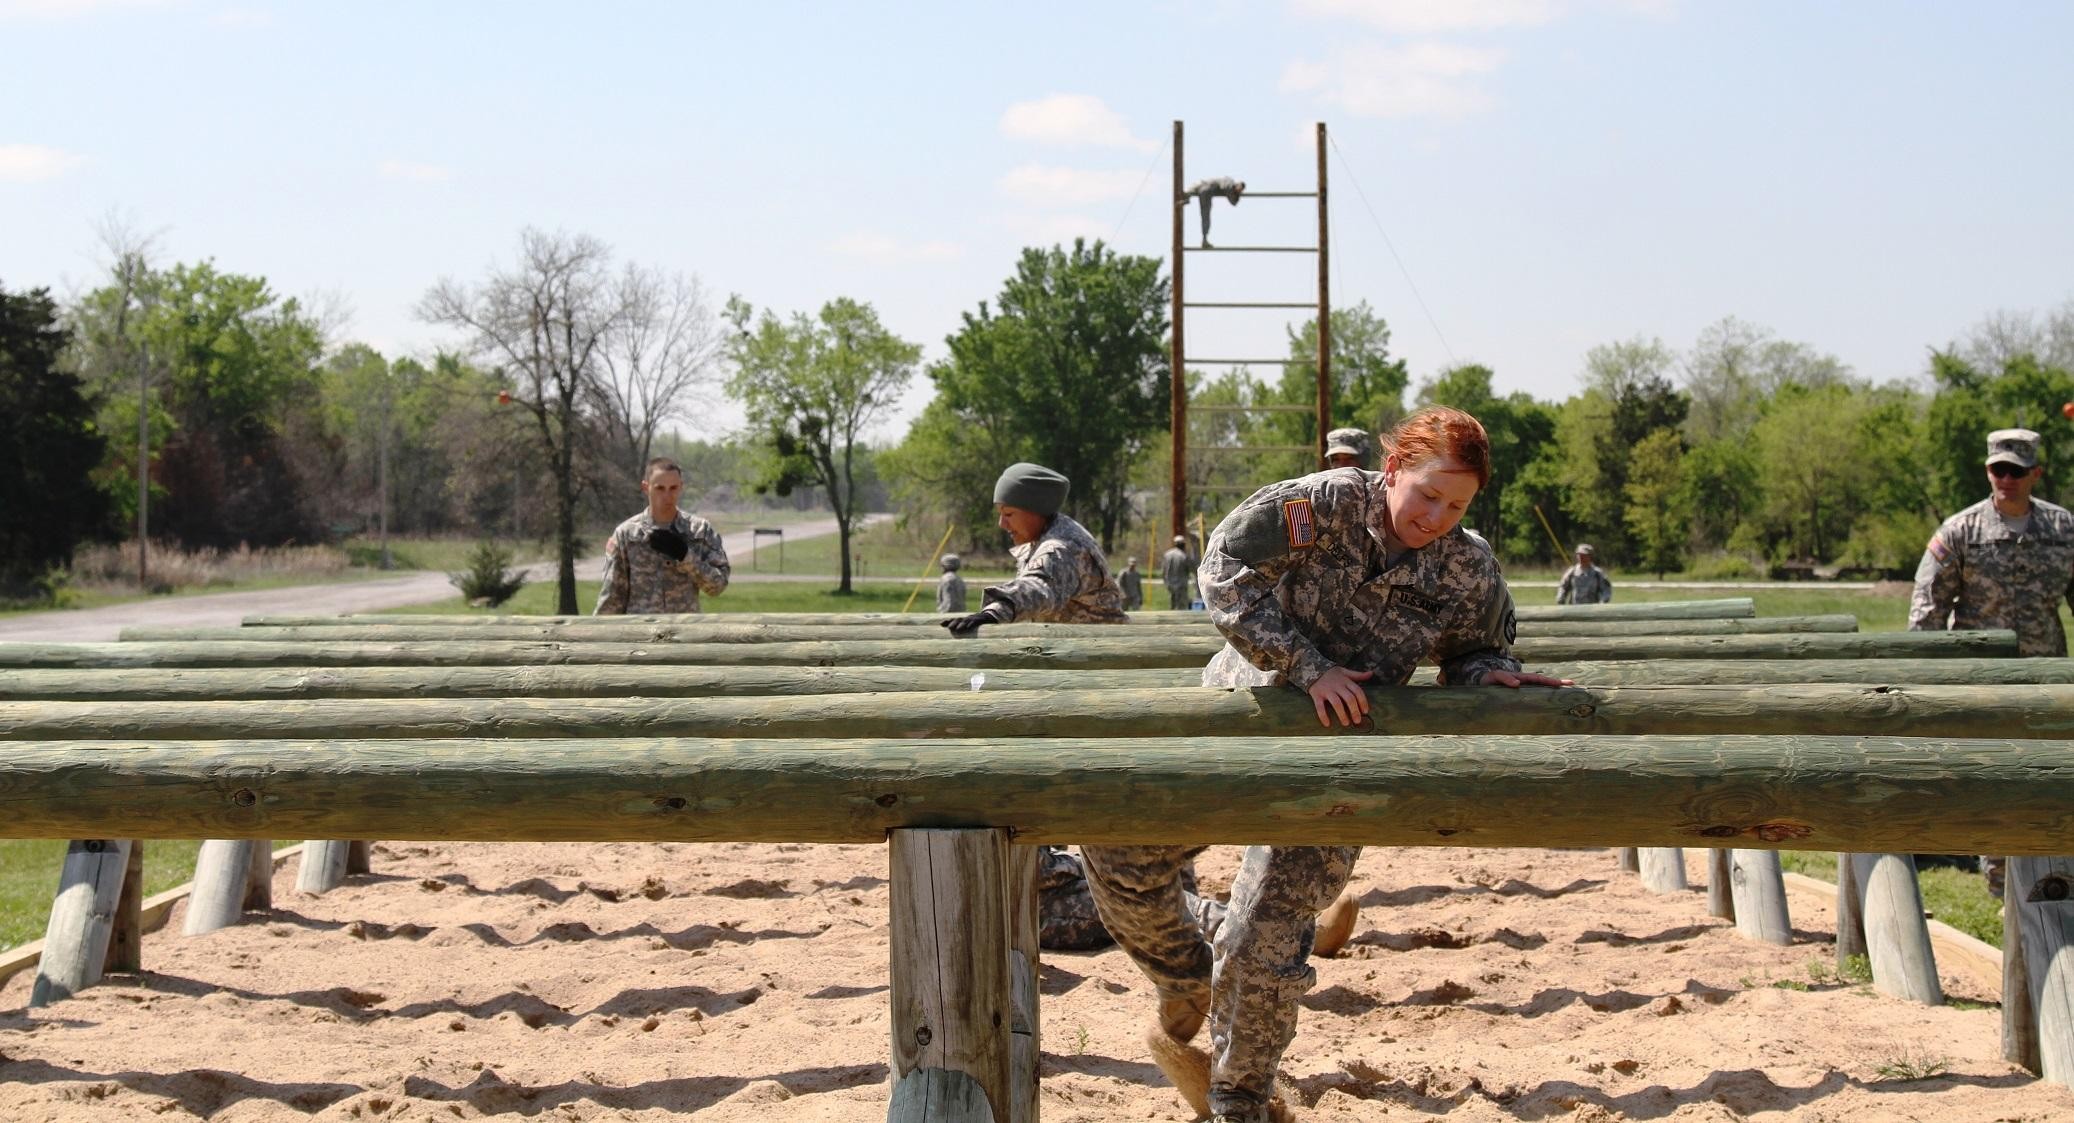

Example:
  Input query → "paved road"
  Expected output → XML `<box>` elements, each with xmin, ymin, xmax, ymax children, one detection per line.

<box><xmin>0</xmin><ymin>515</ymin><xmax>888</xmax><ymax>643</ymax></box>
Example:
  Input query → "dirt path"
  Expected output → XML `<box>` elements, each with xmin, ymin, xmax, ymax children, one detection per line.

<box><xmin>0</xmin><ymin>842</ymin><xmax>2063</xmax><ymax>1121</ymax></box>
<box><xmin>0</xmin><ymin>516</ymin><xmax>885</xmax><ymax>643</ymax></box>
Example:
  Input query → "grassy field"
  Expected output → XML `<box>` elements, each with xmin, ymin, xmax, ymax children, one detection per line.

<box><xmin>734</xmin><ymin>518</ymin><xmax>1015</xmax><ymax>582</ymax></box>
<box><xmin>1780</xmin><ymin>852</ymin><xmax>2002</xmax><ymax>947</ymax></box>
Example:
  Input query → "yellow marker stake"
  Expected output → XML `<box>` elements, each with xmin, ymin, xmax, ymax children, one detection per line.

<box><xmin>1531</xmin><ymin>504</ymin><xmax>1569</xmax><ymax>561</ymax></box>
<box><xmin>901</xmin><ymin>523</ymin><xmax>959</xmax><ymax>614</ymax></box>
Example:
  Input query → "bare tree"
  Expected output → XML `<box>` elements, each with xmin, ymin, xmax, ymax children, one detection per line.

<box><xmin>419</xmin><ymin>229</ymin><xmax>622</xmax><ymax>613</ymax></box>
<box><xmin>72</xmin><ymin>215</ymin><xmax>165</xmax><ymax>587</ymax></box>
<box><xmin>589</xmin><ymin>265</ymin><xmax>724</xmax><ymax>488</ymax></box>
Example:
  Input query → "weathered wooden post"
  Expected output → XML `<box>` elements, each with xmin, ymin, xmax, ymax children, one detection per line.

<box><xmin>1706</xmin><ymin>850</ymin><xmax>1734</xmax><ymax>920</ymax></box>
<box><xmin>297</xmin><ymin>840</ymin><xmax>353</xmax><ymax>895</ymax></box>
<box><xmin>244</xmin><ymin>838</ymin><xmax>273</xmax><ymax>910</ymax></box>
<box><xmin>2008</xmin><ymin>855</ymin><xmax>2074</xmax><ymax>1083</ymax></box>
<box><xmin>2005</xmin><ymin>882</ymin><xmax>2041</xmax><ymax>1072</ymax></box>
<box><xmin>106</xmin><ymin>840</ymin><xmax>145</xmax><ymax>974</ymax></box>
<box><xmin>1850</xmin><ymin>853</ymin><xmax>1942</xmax><ymax>1004</ymax></box>
<box><xmin>1834</xmin><ymin>854</ymin><xmax>1867</xmax><ymax>960</ymax></box>
<box><xmin>1004</xmin><ymin>845</ymin><xmax>1040</xmax><ymax>1123</ymax></box>
<box><xmin>1638</xmin><ymin>848</ymin><xmax>1687</xmax><ymax>893</ymax></box>
<box><xmin>346</xmin><ymin>840</ymin><xmax>373</xmax><ymax>874</ymax></box>
<box><xmin>1615</xmin><ymin>847</ymin><xmax>1638</xmax><ymax>873</ymax></box>
<box><xmin>888</xmin><ymin>828</ymin><xmax>1012</xmax><ymax>1123</ymax></box>
<box><xmin>186</xmin><ymin>839</ymin><xmax>262</xmax><ymax>935</ymax></box>
<box><xmin>1728</xmin><ymin>849</ymin><xmax>1791</xmax><ymax>945</ymax></box>
<box><xmin>30</xmin><ymin>838</ymin><xmax>135</xmax><ymax>1006</ymax></box>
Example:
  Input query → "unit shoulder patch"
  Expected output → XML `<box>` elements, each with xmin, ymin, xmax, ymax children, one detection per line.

<box><xmin>1283</xmin><ymin>498</ymin><xmax>1317</xmax><ymax>548</ymax></box>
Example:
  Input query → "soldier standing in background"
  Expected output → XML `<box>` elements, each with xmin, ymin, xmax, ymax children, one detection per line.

<box><xmin>1161</xmin><ymin>534</ymin><xmax>1195</xmax><ymax>609</ymax></box>
<box><xmin>1555</xmin><ymin>543</ymin><xmax>1613</xmax><ymax>604</ymax></box>
<box><xmin>1910</xmin><ymin>427</ymin><xmax>2074</xmax><ymax>896</ymax></box>
<box><xmin>594</xmin><ymin>458</ymin><xmax>729</xmax><ymax>615</ymax></box>
<box><xmin>934</xmin><ymin>553</ymin><xmax>967</xmax><ymax>614</ymax></box>
<box><xmin>1324</xmin><ymin>427</ymin><xmax>1374</xmax><ymax>470</ymax></box>
<box><xmin>1119</xmin><ymin>556</ymin><xmax>1145</xmax><ymax>611</ymax></box>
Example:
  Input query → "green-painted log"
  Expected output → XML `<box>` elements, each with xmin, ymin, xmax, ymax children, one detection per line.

<box><xmin>1438</xmin><ymin>658</ymin><xmax>2074</xmax><ymax>686</ymax></box>
<box><xmin>3</xmin><ymin>734</ymin><xmax>2072</xmax><ymax>852</ymax></box>
<box><xmin>243</xmin><ymin>597</ymin><xmax>1758</xmax><ymax>628</ymax></box>
<box><xmin>13</xmin><ymin>683</ymin><xmax>2074</xmax><ymax>741</ymax></box>
<box><xmin>0</xmin><ymin>665</ymin><xmax>1201</xmax><ymax>701</ymax></box>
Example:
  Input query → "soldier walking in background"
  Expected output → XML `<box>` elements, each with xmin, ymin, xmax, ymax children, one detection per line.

<box><xmin>934</xmin><ymin>553</ymin><xmax>967</xmax><ymax>614</ymax></box>
<box><xmin>1161</xmin><ymin>534</ymin><xmax>1195</xmax><ymax>609</ymax></box>
<box><xmin>1324</xmin><ymin>427</ymin><xmax>1374</xmax><ymax>470</ymax></box>
<box><xmin>1184</xmin><ymin>176</ymin><xmax>1245</xmax><ymax>248</ymax></box>
<box><xmin>1119</xmin><ymin>556</ymin><xmax>1145</xmax><ymax>611</ymax></box>
<box><xmin>1910</xmin><ymin>427</ymin><xmax>2074</xmax><ymax>897</ymax></box>
<box><xmin>1556</xmin><ymin>543</ymin><xmax>1613</xmax><ymax>604</ymax></box>
<box><xmin>594</xmin><ymin>457</ymin><xmax>729</xmax><ymax>615</ymax></box>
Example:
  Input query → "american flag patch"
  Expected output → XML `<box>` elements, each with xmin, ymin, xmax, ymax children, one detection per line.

<box><xmin>1926</xmin><ymin>535</ymin><xmax>1948</xmax><ymax>563</ymax></box>
<box><xmin>1284</xmin><ymin>498</ymin><xmax>1317</xmax><ymax>548</ymax></box>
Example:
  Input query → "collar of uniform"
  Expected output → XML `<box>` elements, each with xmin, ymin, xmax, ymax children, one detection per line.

<box><xmin>1360</xmin><ymin>472</ymin><xmax>1393</xmax><ymax>556</ymax></box>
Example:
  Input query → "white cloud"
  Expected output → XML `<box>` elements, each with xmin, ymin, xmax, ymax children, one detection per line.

<box><xmin>1281</xmin><ymin>42</ymin><xmax>1507</xmax><ymax>118</ymax></box>
<box><xmin>997</xmin><ymin>164</ymin><xmax>1145</xmax><ymax>208</ymax></box>
<box><xmin>1290</xmin><ymin>0</ymin><xmax>1556</xmax><ymax>32</ymax></box>
<box><xmin>378</xmin><ymin>158</ymin><xmax>453</xmax><ymax>183</ymax></box>
<box><xmin>0</xmin><ymin>0</ymin><xmax>165</xmax><ymax>18</ymax></box>
<box><xmin>999</xmin><ymin>94</ymin><xmax>1155</xmax><ymax>152</ymax></box>
<box><xmin>827</xmin><ymin>231</ymin><xmax>962</xmax><ymax>265</ymax></box>
<box><xmin>0</xmin><ymin>143</ymin><xmax>85</xmax><ymax>181</ymax></box>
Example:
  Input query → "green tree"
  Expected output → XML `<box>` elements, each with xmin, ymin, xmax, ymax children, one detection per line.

<box><xmin>1925</xmin><ymin>350</ymin><xmax>2074</xmax><ymax>513</ymax></box>
<box><xmin>727</xmin><ymin>296</ymin><xmax>920</xmax><ymax>594</ymax></box>
<box><xmin>1678</xmin><ymin>438</ymin><xmax>1760</xmax><ymax>555</ymax></box>
<box><xmin>1259</xmin><ymin>301</ymin><xmax>1409</xmax><ymax>479</ymax></box>
<box><xmin>1623</xmin><ymin>427</ymin><xmax>1688</xmax><ymax>578</ymax></box>
<box><xmin>1</xmin><ymin>283</ymin><xmax>109</xmax><ymax>601</ymax></box>
<box><xmin>1415</xmin><ymin>363</ymin><xmax>1554</xmax><ymax>557</ymax></box>
<box><xmin>894</xmin><ymin>240</ymin><xmax>1169</xmax><ymax>548</ymax></box>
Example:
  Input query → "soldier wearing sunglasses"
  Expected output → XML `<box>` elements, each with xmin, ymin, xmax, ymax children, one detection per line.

<box><xmin>1909</xmin><ymin>427</ymin><xmax>2074</xmax><ymax>658</ymax></box>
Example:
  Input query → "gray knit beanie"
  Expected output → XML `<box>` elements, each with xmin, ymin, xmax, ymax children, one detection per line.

<box><xmin>992</xmin><ymin>462</ymin><xmax>1070</xmax><ymax>516</ymax></box>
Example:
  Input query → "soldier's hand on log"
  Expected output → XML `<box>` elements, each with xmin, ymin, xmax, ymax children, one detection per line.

<box><xmin>940</xmin><ymin>604</ymin><xmax>1011</xmax><ymax>637</ymax></box>
<box><xmin>647</xmin><ymin>527</ymin><xmax>690</xmax><ymax>561</ymax></box>
<box><xmin>1478</xmin><ymin>669</ymin><xmax>1575</xmax><ymax>688</ymax></box>
<box><xmin>1308</xmin><ymin>667</ymin><xmax>1375</xmax><ymax>728</ymax></box>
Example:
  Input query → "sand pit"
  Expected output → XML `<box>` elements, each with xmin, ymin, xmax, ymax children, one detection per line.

<box><xmin>2</xmin><ymin>841</ymin><xmax>2067</xmax><ymax>1121</ymax></box>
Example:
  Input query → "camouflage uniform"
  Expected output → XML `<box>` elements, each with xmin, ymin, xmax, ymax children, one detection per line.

<box><xmin>1119</xmin><ymin>562</ymin><xmax>1145</xmax><ymax>611</ymax></box>
<box><xmin>935</xmin><ymin>570</ymin><xmax>968</xmax><ymax>614</ymax></box>
<box><xmin>980</xmin><ymin>513</ymin><xmax>1129</xmax><ymax>948</ymax></box>
<box><xmin>1082</xmin><ymin>467</ymin><xmax>1521</xmax><ymax>1117</ymax></box>
<box><xmin>1161</xmin><ymin>545</ymin><xmax>1195</xmax><ymax>610</ymax></box>
<box><xmin>1556</xmin><ymin>563</ymin><xmax>1613</xmax><ymax>605</ymax></box>
<box><xmin>593</xmin><ymin>509</ymin><xmax>729</xmax><ymax>615</ymax></box>
<box><xmin>1910</xmin><ymin>497</ymin><xmax>2074</xmax><ymax>657</ymax></box>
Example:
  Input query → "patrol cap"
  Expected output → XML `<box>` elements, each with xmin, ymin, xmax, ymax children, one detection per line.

<box><xmin>1987</xmin><ymin>429</ymin><xmax>2041</xmax><ymax>469</ymax></box>
<box><xmin>1324</xmin><ymin>428</ymin><xmax>1369</xmax><ymax>460</ymax></box>
<box><xmin>1574</xmin><ymin>543</ymin><xmax>1595</xmax><ymax>556</ymax></box>
<box><xmin>1172</xmin><ymin>535</ymin><xmax>1187</xmax><ymax>546</ymax></box>
<box><xmin>993</xmin><ymin>462</ymin><xmax>1069</xmax><ymax>516</ymax></box>
<box><xmin>940</xmin><ymin>553</ymin><xmax>962</xmax><ymax>571</ymax></box>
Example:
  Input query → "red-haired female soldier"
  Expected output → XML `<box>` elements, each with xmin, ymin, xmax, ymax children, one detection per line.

<box><xmin>1081</xmin><ymin>406</ymin><xmax>1570</xmax><ymax>1123</ymax></box>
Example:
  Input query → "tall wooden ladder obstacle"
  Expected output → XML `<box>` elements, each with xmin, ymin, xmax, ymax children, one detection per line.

<box><xmin>1168</xmin><ymin>119</ymin><xmax>1333</xmax><ymax>540</ymax></box>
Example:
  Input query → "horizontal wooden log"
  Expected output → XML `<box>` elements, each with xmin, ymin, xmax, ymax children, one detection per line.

<box><xmin>1445</xmin><ymin>658</ymin><xmax>2074</xmax><ymax>686</ymax></box>
<box><xmin>2</xmin><ymin>734</ymin><xmax>2071</xmax><ymax>852</ymax></box>
<box><xmin>143</xmin><ymin>613</ymin><xmax>1860</xmax><ymax>644</ymax></box>
<box><xmin>0</xmin><ymin>665</ymin><xmax>1203</xmax><ymax>702</ymax></box>
<box><xmin>243</xmin><ymin>597</ymin><xmax>1759</xmax><ymax>628</ymax></box>
<box><xmin>10</xmin><ymin>684</ymin><xmax>2074</xmax><ymax>741</ymax></box>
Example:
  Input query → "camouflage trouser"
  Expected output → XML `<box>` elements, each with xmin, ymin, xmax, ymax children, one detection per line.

<box><xmin>1082</xmin><ymin>843</ymin><xmax>1356</xmax><ymax>1115</ymax></box>
<box><xmin>1166</xmin><ymin>583</ymin><xmax>1190</xmax><ymax>610</ymax></box>
<box><xmin>1983</xmin><ymin>855</ymin><xmax>2006</xmax><ymax>899</ymax></box>
<box><xmin>1041</xmin><ymin>846</ymin><xmax>1215</xmax><ymax>952</ymax></box>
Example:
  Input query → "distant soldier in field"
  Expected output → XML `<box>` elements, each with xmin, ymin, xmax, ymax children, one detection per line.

<box><xmin>1119</xmin><ymin>556</ymin><xmax>1145</xmax><ymax>611</ymax></box>
<box><xmin>1324</xmin><ymin>427</ymin><xmax>1374</xmax><ymax>470</ymax></box>
<box><xmin>1555</xmin><ymin>543</ymin><xmax>1612</xmax><ymax>604</ymax></box>
<box><xmin>594</xmin><ymin>457</ymin><xmax>730</xmax><ymax>615</ymax></box>
<box><xmin>1184</xmin><ymin>176</ymin><xmax>1245</xmax><ymax>248</ymax></box>
<box><xmin>934</xmin><ymin>553</ymin><xmax>967</xmax><ymax>614</ymax></box>
<box><xmin>1161</xmin><ymin>535</ymin><xmax>1196</xmax><ymax>609</ymax></box>
<box><xmin>1909</xmin><ymin>427</ymin><xmax>2074</xmax><ymax>897</ymax></box>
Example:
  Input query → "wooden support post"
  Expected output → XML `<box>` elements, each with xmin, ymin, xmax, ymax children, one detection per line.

<box><xmin>1850</xmin><ymin>852</ymin><xmax>1943</xmax><ymax>1005</ymax></box>
<box><xmin>1169</xmin><ymin>118</ymin><xmax>1186</xmax><ymax>541</ymax></box>
<box><xmin>105</xmin><ymin>839</ymin><xmax>144</xmax><ymax>974</ymax></box>
<box><xmin>186</xmin><ymin>839</ymin><xmax>260</xmax><ymax>935</ymax></box>
<box><xmin>2009</xmin><ymin>855</ymin><xmax>2074</xmax><ymax>1084</ymax></box>
<box><xmin>1728</xmin><ymin>849</ymin><xmax>1791</xmax><ymax>945</ymax></box>
<box><xmin>1707</xmin><ymin>849</ymin><xmax>1734</xmax><ymax>920</ymax></box>
<box><xmin>1004</xmin><ymin>845</ymin><xmax>1040</xmax><ymax>1123</ymax></box>
<box><xmin>346</xmin><ymin>839</ymin><xmax>373</xmax><ymax>875</ymax></box>
<box><xmin>244</xmin><ymin>838</ymin><xmax>273</xmax><ymax>910</ymax></box>
<box><xmin>1835</xmin><ymin>853</ymin><xmax>1868</xmax><ymax>961</ymax></box>
<box><xmin>2005</xmin><ymin>876</ymin><xmax>2042</xmax><ymax>1073</ymax></box>
<box><xmin>887</xmin><ymin>1068</ymin><xmax>994</xmax><ymax>1123</ymax></box>
<box><xmin>1616</xmin><ymin>847</ymin><xmax>1638</xmax><ymax>873</ymax></box>
<box><xmin>297</xmin><ymin>840</ymin><xmax>353</xmax><ymax>895</ymax></box>
<box><xmin>30</xmin><ymin>839</ymin><xmax>135</xmax><ymax>1006</ymax></box>
<box><xmin>889</xmin><ymin>828</ymin><xmax>1012</xmax><ymax>1123</ymax></box>
<box><xmin>1638</xmin><ymin>848</ymin><xmax>1687</xmax><ymax>893</ymax></box>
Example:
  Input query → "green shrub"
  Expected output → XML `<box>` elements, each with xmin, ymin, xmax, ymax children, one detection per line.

<box><xmin>1684</xmin><ymin>551</ymin><xmax>1764</xmax><ymax>580</ymax></box>
<box><xmin>449</xmin><ymin>541</ymin><xmax>527</xmax><ymax>608</ymax></box>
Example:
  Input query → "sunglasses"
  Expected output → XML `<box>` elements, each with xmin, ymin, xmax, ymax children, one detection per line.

<box><xmin>1989</xmin><ymin>463</ymin><xmax>2034</xmax><ymax>479</ymax></box>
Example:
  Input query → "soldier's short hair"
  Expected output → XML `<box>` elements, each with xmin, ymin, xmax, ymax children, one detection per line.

<box><xmin>1382</xmin><ymin>406</ymin><xmax>1491</xmax><ymax>487</ymax></box>
<box><xmin>645</xmin><ymin>457</ymin><xmax>683</xmax><ymax>481</ymax></box>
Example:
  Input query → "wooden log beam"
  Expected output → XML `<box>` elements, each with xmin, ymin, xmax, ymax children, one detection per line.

<box><xmin>1462</xmin><ymin>658</ymin><xmax>2074</xmax><ymax>686</ymax></box>
<box><xmin>4</xmin><ymin>734</ymin><xmax>2073</xmax><ymax>853</ymax></box>
<box><xmin>0</xmin><ymin>629</ymin><xmax>2021</xmax><ymax>671</ymax></box>
<box><xmin>244</xmin><ymin>597</ymin><xmax>1759</xmax><ymax>628</ymax></box>
<box><xmin>13</xmin><ymin>684</ymin><xmax>2074</xmax><ymax>742</ymax></box>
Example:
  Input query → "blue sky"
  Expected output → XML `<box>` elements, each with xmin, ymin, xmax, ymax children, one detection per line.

<box><xmin>5</xmin><ymin>0</ymin><xmax>2070</xmax><ymax>438</ymax></box>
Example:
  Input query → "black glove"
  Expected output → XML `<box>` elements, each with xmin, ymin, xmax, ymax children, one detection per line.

<box><xmin>647</xmin><ymin>526</ymin><xmax>689</xmax><ymax>562</ymax></box>
<box><xmin>940</xmin><ymin>603</ymin><xmax>1011</xmax><ymax>637</ymax></box>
